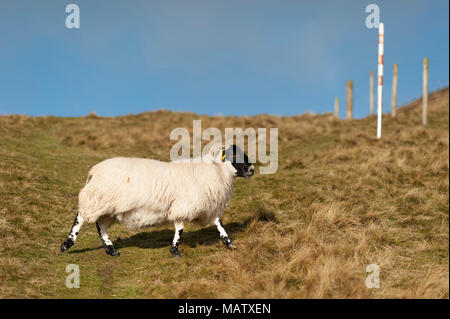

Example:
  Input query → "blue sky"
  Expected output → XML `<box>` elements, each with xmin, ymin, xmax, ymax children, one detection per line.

<box><xmin>0</xmin><ymin>0</ymin><xmax>448</xmax><ymax>118</ymax></box>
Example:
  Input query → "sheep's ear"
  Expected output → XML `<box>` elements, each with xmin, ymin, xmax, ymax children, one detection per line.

<box><xmin>209</xmin><ymin>144</ymin><xmax>226</xmax><ymax>162</ymax></box>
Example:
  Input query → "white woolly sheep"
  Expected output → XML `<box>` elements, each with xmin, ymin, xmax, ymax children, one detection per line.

<box><xmin>60</xmin><ymin>144</ymin><xmax>254</xmax><ymax>257</ymax></box>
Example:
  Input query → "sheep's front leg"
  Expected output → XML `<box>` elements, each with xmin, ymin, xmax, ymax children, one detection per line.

<box><xmin>214</xmin><ymin>217</ymin><xmax>236</xmax><ymax>250</ymax></box>
<box><xmin>96</xmin><ymin>216</ymin><xmax>119</xmax><ymax>257</ymax></box>
<box><xmin>170</xmin><ymin>222</ymin><xmax>184</xmax><ymax>258</ymax></box>
<box><xmin>61</xmin><ymin>213</ymin><xmax>84</xmax><ymax>252</ymax></box>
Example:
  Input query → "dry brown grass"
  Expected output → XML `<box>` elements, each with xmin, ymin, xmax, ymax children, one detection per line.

<box><xmin>0</xmin><ymin>88</ymin><xmax>448</xmax><ymax>298</ymax></box>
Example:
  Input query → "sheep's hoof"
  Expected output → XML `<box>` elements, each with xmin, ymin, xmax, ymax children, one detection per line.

<box><xmin>170</xmin><ymin>246</ymin><xmax>181</xmax><ymax>258</ymax></box>
<box><xmin>105</xmin><ymin>245</ymin><xmax>120</xmax><ymax>257</ymax></box>
<box><xmin>221</xmin><ymin>236</ymin><xmax>237</xmax><ymax>250</ymax></box>
<box><xmin>60</xmin><ymin>238</ymin><xmax>74</xmax><ymax>253</ymax></box>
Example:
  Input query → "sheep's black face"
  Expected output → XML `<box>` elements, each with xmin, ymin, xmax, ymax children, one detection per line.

<box><xmin>225</xmin><ymin>145</ymin><xmax>254</xmax><ymax>178</ymax></box>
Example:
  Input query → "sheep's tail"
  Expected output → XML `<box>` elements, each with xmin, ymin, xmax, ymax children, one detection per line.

<box><xmin>77</xmin><ymin>184</ymin><xmax>110</xmax><ymax>224</ymax></box>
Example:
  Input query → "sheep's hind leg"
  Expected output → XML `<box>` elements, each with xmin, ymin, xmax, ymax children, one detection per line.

<box><xmin>61</xmin><ymin>213</ymin><xmax>84</xmax><ymax>252</ymax></box>
<box><xmin>170</xmin><ymin>222</ymin><xmax>184</xmax><ymax>258</ymax></box>
<box><xmin>214</xmin><ymin>217</ymin><xmax>236</xmax><ymax>250</ymax></box>
<box><xmin>96</xmin><ymin>216</ymin><xmax>119</xmax><ymax>257</ymax></box>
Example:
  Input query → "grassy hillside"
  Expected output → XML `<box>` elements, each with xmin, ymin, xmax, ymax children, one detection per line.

<box><xmin>0</xmin><ymin>88</ymin><xmax>448</xmax><ymax>298</ymax></box>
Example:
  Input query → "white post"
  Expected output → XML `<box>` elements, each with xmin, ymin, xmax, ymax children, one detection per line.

<box><xmin>377</xmin><ymin>23</ymin><xmax>384</xmax><ymax>139</ymax></box>
<box><xmin>422</xmin><ymin>57</ymin><xmax>429</xmax><ymax>125</ymax></box>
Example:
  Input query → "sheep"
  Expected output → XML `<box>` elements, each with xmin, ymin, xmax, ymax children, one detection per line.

<box><xmin>60</xmin><ymin>144</ymin><xmax>254</xmax><ymax>257</ymax></box>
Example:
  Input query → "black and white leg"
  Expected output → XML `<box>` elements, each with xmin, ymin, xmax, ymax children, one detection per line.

<box><xmin>96</xmin><ymin>216</ymin><xmax>119</xmax><ymax>256</ymax></box>
<box><xmin>214</xmin><ymin>217</ymin><xmax>236</xmax><ymax>250</ymax></box>
<box><xmin>170</xmin><ymin>222</ymin><xmax>184</xmax><ymax>258</ymax></box>
<box><xmin>61</xmin><ymin>213</ymin><xmax>84</xmax><ymax>252</ymax></box>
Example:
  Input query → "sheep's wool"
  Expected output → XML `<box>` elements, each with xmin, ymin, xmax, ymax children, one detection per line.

<box><xmin>78</xmin><ymin>156</ymin><xmax>237</xmax><ymax>230</ymax></box>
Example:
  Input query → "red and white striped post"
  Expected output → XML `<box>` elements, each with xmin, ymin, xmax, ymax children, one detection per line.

<box><xmin>377</xmin><ymin>23</ymin><xmax>384</xmax><ymax>139</ymax></box>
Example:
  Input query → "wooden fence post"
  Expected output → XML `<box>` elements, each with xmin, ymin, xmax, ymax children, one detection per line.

<box><xmin>391</xmin><ymin>63</ymin><xmax>398</xmax><ymax>117</ymax></box>
<box><xmin>334</xmin><ymin>97</ymin><xmax>339</xmax><ymax>118</ymax></box>
<box><xmin>422</xmin><ymin>58</ymin><xmax>429</xmax><ymax>125</ymax></box>
<box><xmin>370</xmin><ymin>70</ymin><xmax>374</xmax><ymax>115</ymax></box>
<box><xmin>346</xmin><ymin>80</ymin><xmax>353</xmax><ymax>120</ymax></box>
